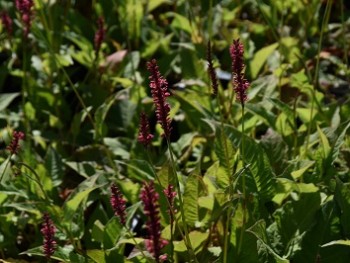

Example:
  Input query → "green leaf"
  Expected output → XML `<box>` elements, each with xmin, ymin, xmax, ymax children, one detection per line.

<box><xmin>168</xmin><ymin>12</ymin><xmax>192</xmax><ymax>34</ymax></box>
<box><xmin>63</xmin><ymin>175</ymin><xmax>102</xmax><ymax>222</ymax></box>
<box><xmin>95</xmin><ymin>95</ymin><xmax>118</xmax><ymax>141</ymax></box>
<box><xmin>45</xmin><ymin>147</ymin><xmax>64</xmax><ymax>187</ymax></box>
<box><xmin>250</xmin><ymin>43</ymin><xmax>279</xmax><ymax>78</ymax></box>
<box><xmin>70</xmin><ymin>106</ymin><xmax>92</xmax><ymax>138</ymax></box>
<box><xmin>0</xmin><ymin>93</ymin><xmax>20</xmax><ymax>111</ymax></box>
<box><xmin>117</xmin><ymin>159</ymin><xmax>156</xmax><ymax>182</ymax></box>
<box><xmin>103</xmin><ymin>217</ymin><xmax>123</xmax><ymax>249</ymax></box>
<box><xmin>221</xmin><ymin>124</ymin><xmax>276</xmax><ymax>200</ymax></box>
<box><xmin>317</xmin><ymin>125</ymin><xmax>331</xmax><ymax>159</ymax></box>
<box><xmin>183</xmin><ymin>174</ymin><xmax>199</xmax><ymax>226</ymax></box>
<box><xmin>331</xmin><ymin>121</ymin><xmax>350</xmax><ymax>164</ymax></box>
<box><xmin>148</xmin><ymin>0</ymin><xmax>172</xmax><ymax>12</ymax></box>
<box><xmin>321</xmin><ymin>240</ymin><xmax>350</xmax><ymax>247</ymax></box>
<box><xmin>20</xmin><ymin>245</ymin><xmax>83</xmax><ymax>262</ymax></box>
<box><xmin>291</xmin><ymin>162</ymin><xmax>314</xmax><ymax>180</ymax></box>
<box><xmin>87</xmin><ymin>249</ymin><xmax>106</xmax><ymax>263</ymax></box>
<box><xmin>273</xmin><ymin>191</ymin><xmax>321</xmax><ymax>257</ymax></box>
<box><xmin>0</xmin><ymin>157</ymin><xmax>11</xmax><ymax>184</ymax></box>
<box><xmin>91</xmin><ymin>220</ymin><xmax>105</xmax><ymax>243</ymax></box>
<box><xmin>335</xmin><ymin>179</ymin><xmax>350</xmax><ymax>236</ymax></box>
<box><xmin>174</xmin><ymin>231</ymin><xmax>209</xmax><ymax>254</ymax></box>
<box><xmin>64</xmin><ymin>161</ymin><xmax>97</xmax><ymax>178</ymax></box>
<box><xmin>246</xmin><ymin>103</ymin><xmax>276</xmax><ymax>128</ymax></box>
<box><xmin>214</xmin><ymin>127</ymin><xmax>236</xmax><ymax>182</ymax></box>
<box><xmin>247</xmin><ymin>220</ymin><xmax>290</xmax><ymax>263</ymax></box>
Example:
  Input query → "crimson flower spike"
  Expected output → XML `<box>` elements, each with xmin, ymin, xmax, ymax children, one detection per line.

<box><xmin>140</xmin><ymin>181</ymin><xmax>168</xmax><ymax>263</ymax></box>
<box><xmin>94</xmin><ymin>16</ymin><xmax>106</xmax><ymax>53</ymax></box>
<box><xmin>147</xmin><ymin>59</ymin><xmax>172</xmax><ymax>139</ymax></box>
<box><xmin>207</xmin><ymin>40</ymin><xmax>219</xmax><ymax>96</ymax></box>
<box><xmin>7</xmin><ymin>131</ymin><xmax>25</xmax><ymax>155</ymax></box>
<box><xmin>41</xmin><ymin>212</ymin><xmax>56</xmax><ymax>259</ymax></box>
<box><xmin>0</xmin><ymin>12</ymin><xmax>13</xmax><ymax>37</ymax></box>
<box><xmin>138</xmin><ymin>111</ymin><xmax>154</xmax><ymax>147</ymax></box>
<box><xmin>110</xmin><ymin>183</ymin><xmax>127</xmax><ymax>226</ymax></box>
<box><xmin>15</xmin><ymin>0</ymin><xmax>34</xmax><ymax>39</ymax></box>
<box><xmin>230</xmin><ymin>39</ymin><xmax>250</xmax><ymax>106</ymax></box>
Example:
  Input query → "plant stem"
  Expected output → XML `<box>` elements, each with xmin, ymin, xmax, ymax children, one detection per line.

<box><xmin>305</xmin><ymin>0</ymin><xmax>333</xmax><ymax>156</ymax></box>
<box><xmin>18</xmin><ymin>162</ymin><xmax>51</xmax><ymax>203</ymax></box>
<box><xmin>166</xmin><ymin>137</ymin><xmax>198</xmax><ymax>263</ymax></box>
<box><xmin>237</xmin><ymin>104</ymin><xmax>246</xmax><ymax>256</ymax></box>
<box><xmin>145</xmin><ymin>150</ymin><xmax>180</xmax><ymax>263</ymax></box>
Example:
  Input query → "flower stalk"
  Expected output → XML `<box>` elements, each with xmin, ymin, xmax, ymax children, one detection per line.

<box><xmin>110</xmin><ymin>183</ymin><xmax>127</xmax><ymax>226</ymax></box>
<box><xmin>15</xmin><ymin>0</ymin><xmax>34</xmax><ymax>39</ymax></box>
<box><xmin>41</xmin><ymin>212</ymin><xmax>56</xmax><ymax>260</ymax></box>
<box><xmin>140</xmin><ymin>181</ymin><xmax>168</xmax><ymax>263</ymax></box>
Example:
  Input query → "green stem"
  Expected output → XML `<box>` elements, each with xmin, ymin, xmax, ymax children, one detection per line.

<box><xmin>145</xmin><ymin>149</ymin><xmax>185</xmax><ymax>262</ymax></box>
<box><xmin>237</xmin><ymin>104</ymin><xmax>246</xmax><ymax>256</ymax></box>
<box><xmin>166</xmin><ymin>137</ymin><xmax>198</xmax><ymax>263</ymax></box>
<box><xmin>18</xmin><ymin>162</ymin><xmax>51</xmax><ymax>203</ymax></box>
<box><xmin>223</xmin><ymin>206</ymin><xmax>232</xmax><ymax>263</ymax></box>
<box><xmin>305</xmin><ymin>0</ymin><xmax>333</xmax><ymax>156</ymax></box>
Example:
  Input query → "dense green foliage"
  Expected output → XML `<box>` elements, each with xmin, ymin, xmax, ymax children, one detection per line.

<box><xmin>0</xmin><ymin>0</ymin><xmax>350</xmax><ymax>262</ymax></box>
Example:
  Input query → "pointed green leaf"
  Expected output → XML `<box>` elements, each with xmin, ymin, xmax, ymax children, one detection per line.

<box><xmin>247</xmin><ymin>220</ymin><xmax>290</xmax><ymax>263</ymax></box>
<box><xmin>183</xmin><ymin>174</ymin><xmax>199</xmax><ymax>226</ymax></box>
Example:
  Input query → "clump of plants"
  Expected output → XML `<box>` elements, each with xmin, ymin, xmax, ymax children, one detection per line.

<box><xmin>0</xmin><ymin>0</ymin><xmax>350</xmax><ymax>263</ymax></box>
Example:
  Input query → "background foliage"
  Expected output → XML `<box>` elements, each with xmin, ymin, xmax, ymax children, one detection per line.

<box><xmin>0</xmin><ymin>0</ymin><xmax>350</xmax><ymax>262</ymax></box>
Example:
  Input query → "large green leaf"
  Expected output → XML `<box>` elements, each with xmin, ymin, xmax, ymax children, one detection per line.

<box><xmin>221</xmin><ymin>123</ymin><xmax>276</xmax><ymax>201</ymax></box>
<box><xmin>273</xmin><ymin>191</ymin><xmax>321</xmax><ymax>258</ymax></box>
<box><xmin>250</xmin><ymin>43</ymin><xmax>279</xmax><ymax>78</ymax></box>
<box><xmin>214</xmin><ymin>127</ymin><xmax>236</xmax><ymax>184</ymax></box>
<box><xmin>45</xmin><ymin>147</ymin><xmax>64</xmax><ymax>187</ymax></box>
<box><xmin>247</xmin><ymin>220</ymin><xmax>290</xmax><ymax>263</ymax></box>
<box><xmin>335</xmin><ymin>179</ymin><xmax>350</xmax><ymax>237</ymax></box>
<box><xmin>331</xmin><ymin>121</ymin><xmax>350</xmax><ymax>164</ymax></box>
<box><xmin>94</xmin><ymin>95</ymin><xmax>118</xmax><ymax>141</ymax></box>
<box><xmin>183</xmin><ymin>174</ymin><xmax>199</xmax><ymax>226</ymax></box>
<box><xmin>63</xmin><ymin>174</ymin><xmax>103</xmax><ymax>222</ymax></box>
<box><xmin>0</xmin><ymin>93</ymin><xmax>20</xmax><ymax>111</ymax></box>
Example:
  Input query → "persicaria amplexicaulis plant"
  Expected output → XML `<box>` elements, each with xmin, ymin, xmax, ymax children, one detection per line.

<box><xmin>140</xmin><ymin>181</ymin><xmax>168</xmax><ymax>263</ymax></box>
<box><xmin>15</xmin><ymin>0</ymin><xmax>34</xmax><ymax>39</ymax></box>
<box><xmin>7</xmin><ymin>131</ymin><xmax>25</xmax><ymax>155</ymax></box>
<box><xmin>230</xmin><ymin>39</ymin><xmax>250</xmax><ymax>106</ymax></box>
<box><xmin>147</xmin><ymin>59</ymin><xmax>172</xmax><ymax>138</ymax></box>
<box><xmin>0</xmin><ymin>12</ymin><xmax>13</xmax><ymax>37</ymax></box>
<box><xmin>41</xmin><ymin>212</ymin><xmax>56</xmax><ymax>259</ymax></box>
<box><xmin>138</xmin><ymin>111</ymin><xmax>154</xmax><ymax>147</ymax></box>
<box><xmin>94</xmin><ymin>16</ymin><xmax>105</xmax><ymax>54</ymax></box>
<box><xmin>110</xmin><ymin>183</ymin><xmax>127</xmax><ymax>226</ymax></box>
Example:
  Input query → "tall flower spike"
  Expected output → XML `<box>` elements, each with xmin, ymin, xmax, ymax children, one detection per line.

<box><xmin>1</xmin><ymin>12</ymin><xmax>13</xmax><ymax>37</ymax></box>
<box><xmin>7</xmin><ymin>131</ymin><xmax>25</xmax><ymax>155</ymax></box>
<box><xmin>147</xmin><ymin>59</ymin><xmax>172</xmax><ymax>138</ymax></box>
<box><xmin>138</xmin><ymin>111</ymin><xmax>154</xmax><ymax>147</ymax></box>
<box><xmin>41</xmin><ymin>212</ymin><xmax>56</xmax><ymax>259</ymax></box>
<box><xmin>207</xmin><ymin>40</ymin><xmax>218</xmax><ymax>96</ymax></box>
<box><xmin>94</xmin><ymin>16</ymin><xmax>106</xmax><ymax>53</ymax></box>
<box><xmin>15</xmin><ymin>0</ymin><xmax>34</xmax><ymax>38</ymax></box>
<box><xmin>140</xmin><ymin>181</ymin><xmax>168</xmax><ymax>263</ymax></box>
<box><xmin>230</xmin><ymin>39</ymin><xmax>250</xmax><ymax>106</ymax></box>
<box><xmin>110</xmin><ymin>183</ymin><xmax>127</xmax><ymax>226</ymax></box>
